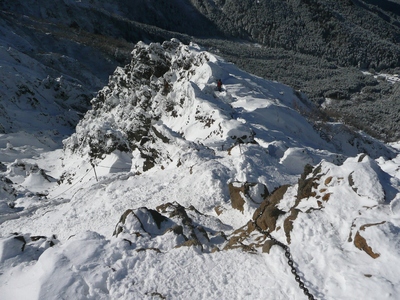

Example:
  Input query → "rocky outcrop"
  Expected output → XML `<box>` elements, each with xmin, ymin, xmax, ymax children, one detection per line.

<box><xmin>63</xmin><ymin>39</ymin><xmax>256</xmax><ymax>173</ymax></box>
<box><xmin>0</xmin><ymin>175</ymin><xmax>16</xmax><ymax>200</ymax></box>
<box><xmin>0</xmin><ymin>233</ymin><xmax>58</xmax><ymax>263</ymax></box>
<box><xmin>113</xmin><ymin>202</ymin><xmax>229</xmax><ymax>253</ymax></box>
<box><xmin>64</xmin><ymin>40</ymin><xmax>193</xmax><ymax>167</ymax></box>
<box><xmin>228</xmin><ymin>181</ymin><xmax>269</xmax><ymax>213</ymax></box>
<box><xmin>225</xmin><ymin>154</ymin><xmax>398</xmax><ymax>256</ymax></box>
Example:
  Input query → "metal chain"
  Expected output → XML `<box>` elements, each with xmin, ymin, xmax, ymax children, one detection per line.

<box><xmin>254</xmin><ymin>210</ymin><xmax>316</xmax><ymax>300</ymax></box>
<box><xmin>235</xmin><ymin>137</ymin><xmax>316</xmax><ymax>299</ymax></box>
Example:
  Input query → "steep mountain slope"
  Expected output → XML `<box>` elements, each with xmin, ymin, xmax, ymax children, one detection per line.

<box><xmin>2</xmin><ymin>0</ymin><xmax>400</xmax><ymax>141</ymax></box>
<box><xmin>0</xmin><ymin>4</ymin><xmax>133</xmax><ymax>138</ymax></box>
<box><xmin>191</xmin><ymin>0</ymin><xmax>400</xmax><ymax>69</ymax></box>
<box><xmin>1</xmin><ymin>40</ymin><xmax>400</xmax><ymax>299</ymax></box>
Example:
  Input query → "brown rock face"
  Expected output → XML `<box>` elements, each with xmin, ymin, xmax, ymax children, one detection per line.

<box><xmin>253</xmin><ymin>185</ymin><xmax>289</xmax><ymax>232</ymax></box>
<box><xmin>228</xmin><ymin>181</ymin><xmax>269</xmax><ymax>212</ymax></box>
<box><xmin>354</xmin><ymin>231</ymin><xmax>380</xmax><ymax>259</ymax></box>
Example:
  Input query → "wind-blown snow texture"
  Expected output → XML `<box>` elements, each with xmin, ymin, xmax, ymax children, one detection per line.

<box><xmin>1</xmin><ymin>40</ymin><xmax>400</xmax><ymax>300</ymax></box>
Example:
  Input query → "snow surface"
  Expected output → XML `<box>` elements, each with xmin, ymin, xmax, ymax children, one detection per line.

<box><xmin>1</xmin><ymin>40</ymin><xmax>400</xmax><ymax>300</ymax></box>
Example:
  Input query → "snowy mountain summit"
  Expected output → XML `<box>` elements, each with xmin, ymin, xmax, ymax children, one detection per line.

<box><xmin>1</xmin><ymin>40</ymin><xmax>400</xmax><ymax>299</ymax></box>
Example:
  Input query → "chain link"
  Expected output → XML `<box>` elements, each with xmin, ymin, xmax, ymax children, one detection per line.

<box><xmin>254</xmin><ymin>210</ymin><xmax>316</xmax><ymax>300</ymax></box>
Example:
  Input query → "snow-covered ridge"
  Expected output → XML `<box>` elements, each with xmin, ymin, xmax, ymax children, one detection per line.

<box><xmin>63</xmin><ymin>39</ymin><xmax>395</xmax><ymax>175</ymax></box>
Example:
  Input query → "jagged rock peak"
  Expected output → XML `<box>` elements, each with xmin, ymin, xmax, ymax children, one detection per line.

<box><xmin>91</xmin><ymin>38</ymin><xmax>211</xmax><ymax>110</ymax></box>
<box><xmin>63</xmin><ymin>39</ymin><xmax>253</xmax><ymax>172</ymax></box>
